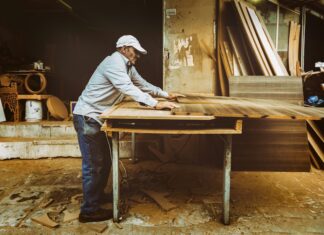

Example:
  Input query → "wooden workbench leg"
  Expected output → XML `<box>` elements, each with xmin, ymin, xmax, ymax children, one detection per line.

<box><xmin>223</xmin><ymin>135</ymin><xmax>232</xmax><ymax>225</ymax></box>
<box><xmin>112</xmin><ymin>132</ymin><xmax>120</xmax><ymax>222</ymax></box>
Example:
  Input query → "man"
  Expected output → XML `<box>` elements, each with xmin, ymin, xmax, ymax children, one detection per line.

<box><xmin>73</xmin><ymin>35</ymin><xmax>178</xmax><ymax>223</ymax></box>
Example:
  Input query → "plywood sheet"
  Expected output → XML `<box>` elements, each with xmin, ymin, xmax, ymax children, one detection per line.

<box><xmin>229</xmin><ymin>75</ymin><xmax>310</xmax><ymax>172</ymax></box>
<box><xmin>229</xmin><ymin>76</ymin><xmax>304</xmax><ymax>103</ymax></box>
<box><xmin>247</xmin><ymin>7</ymin><xmax>288</xmax><ymax>76</ymax></box>
<box><xmin>233</xmin><ymin>0</ymin><xmax>271</xmax><ymax>75</ymax></box>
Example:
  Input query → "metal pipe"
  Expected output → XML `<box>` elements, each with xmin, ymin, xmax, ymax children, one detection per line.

<box><xmin>267</xmin><ymin>0</ymin><xmax>300</xmax><ymax>15</ymax></box>
<box><xmin>223</xmin><ymin>135</ymin><xmax>232</xmax><ymax>225</ymax></box>
<box><xmin>112</xmin><ymin>132</ymin><xmax>120</xmax><ymax>222</ymax></box>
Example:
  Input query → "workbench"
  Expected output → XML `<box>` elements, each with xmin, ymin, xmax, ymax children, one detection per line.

<box><xmin>100</xmin><ymin>101</ymin><xmax>243</xmax><ymax>225</ymax></box>
<box><xmin>100</xmin><ymin>95</ymin><xmax>324</xmax><ymax>224</ymax></box>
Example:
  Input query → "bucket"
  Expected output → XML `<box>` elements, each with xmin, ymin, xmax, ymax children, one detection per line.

<box><xmin>25</xmin><ymin>100</ymin><xmax>43</xmax><ymax>122</ymax></box>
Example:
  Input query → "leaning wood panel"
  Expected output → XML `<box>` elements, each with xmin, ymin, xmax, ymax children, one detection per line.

<box><xmin>229</xmin><ymin>76</ymin><xmax>303</xmax><ymax>103</ymax></box>
<box><xmin>247</xmin><ymin>7</ymin><xmax>288</xmax><ymax>76</ymax></box>
<box><xmin>229</xmin><ymin>76</ymin><xmax>310</xmax><ymax>172</ymax></box>
<box><xmin>232</xmin><ymin>0</ymin><xmax>267</xmax><ymax>75</ymax></box>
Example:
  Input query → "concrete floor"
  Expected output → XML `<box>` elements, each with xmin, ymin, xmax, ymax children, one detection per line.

<box><xmin>0</xmin><ymin>158</ymin><xmax>323</xmax><ymax>234</ymax></box>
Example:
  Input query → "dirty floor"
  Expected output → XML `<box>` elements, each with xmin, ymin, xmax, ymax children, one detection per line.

<box><xmin>0</xmin><ymin>158</ymin><xmax>323</xmax><ymax>234</ymax></box>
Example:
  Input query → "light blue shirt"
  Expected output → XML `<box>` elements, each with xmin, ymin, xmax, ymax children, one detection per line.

<box><xmin>73</xmin><ymin>51</ymin><xmax>168</xmax><ymax>124</ymax></box>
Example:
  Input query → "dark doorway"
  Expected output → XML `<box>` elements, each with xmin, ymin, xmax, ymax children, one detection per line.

<box><xmin>305</xmin><ymin>12</ymin><xmax>324</xmax><ymax>71</ymax></box>
<box><xmin>0</xmin><ymin>0</ymin><xmax>163</xmax><ymax>101</ymax></box>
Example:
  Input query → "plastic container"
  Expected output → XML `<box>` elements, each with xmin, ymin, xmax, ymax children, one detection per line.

<box><xmin>25</xmin><ymin>100</ymin><xmax>43</xmax><ymax>122</ymax></box>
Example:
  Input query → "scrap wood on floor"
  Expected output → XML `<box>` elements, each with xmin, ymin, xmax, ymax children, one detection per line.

<box><xmin>31</xmin><ymin>213</ymin><xmax>59</xmax><ymax>228</ymax></box>
<box><xmin>141</xmin><ymin>189</ymin><xmax>177</xmax><ymax>211</ymax></box>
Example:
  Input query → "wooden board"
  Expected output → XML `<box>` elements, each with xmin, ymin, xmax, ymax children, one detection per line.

<box><xmin>307</xmin><ymin>120</ymin><xmax>324</xmax><ymax>167</ymax></box>
<box><xmin>17</xmin><ymin>94</ymin><xmax>52</xmax><ymax>100</ymax></box>
<box><xmin>288</xmin><ymin>21</ymin><xmax>296</xmax><ymax>75</ymax></box>
<box><xmin>229</xmin><ymin>76</ymin><xmax>304</xmax><ymax>103</ymax></box>
<box><xmin>174</xmin><ymin>95</ymin><xmax>324</xmax><ymax>120</ymax></box>
<box><xmin>100</xmin><ymin>101</ymin><xmax>215</xmax><ymax>120</ymax></box>
<box><xmin>229</xmin><ymin>75</ymin><xmax>310</xmax><ymax>172</ymax></box>
<box><xmin>232</xmin><ymin>119</ymin><xmax>310</xmax><ymax>172</ymax></box>
<box><xmin>142</xmin><ymin>190</ymin><xmax>177</xmax><ymax>211</ymax></box>
<box><xmin>101</xmin><ymin>120</ymin><xmax>242</xmax><ymax>135</ymax></box>
<box><xmin>227</xmin><ymin>27</ymin><xmax>248</xmax><ymax>75</ymax></box>
<box><xmin>234</xmin><ymin>0</ymin><xmax>272</xmax><ymax>75</ymax></box>
<box><xmin>247</xmin><ymin>7</ymin><xmax>288</xmax><ymax>76</ymax></box>
<box><xmin>223</xmin><ymin>41</ymin><xmax>234</xmax><ymax>74</ymax></box>
<box><xmin>220</xmin><ymin>42</ymin><xmax>233</xmax><ymax>79</ymax></box>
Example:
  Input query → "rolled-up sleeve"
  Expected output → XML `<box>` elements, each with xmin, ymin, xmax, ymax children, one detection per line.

<box><xmin>130</xmin><ymin>67</ymin><xmax>169</xmax><ymax>98</ymax></box>
<box><xmin>104</xmin><ymin>61</ymin><xmax>158</xmax><ymax>107</ymax></box>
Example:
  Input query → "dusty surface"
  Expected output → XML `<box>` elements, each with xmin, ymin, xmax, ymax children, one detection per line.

<box><xmin>0</xmin><ymin>158</ymin><xmax>323</xmax><ymax>234</ymax></box>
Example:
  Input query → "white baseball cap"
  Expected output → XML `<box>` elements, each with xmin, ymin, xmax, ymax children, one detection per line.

<box><xmin>116</xmin><ymin>35</ymin><xmax>147</xmax><ymax>54</ymax></box>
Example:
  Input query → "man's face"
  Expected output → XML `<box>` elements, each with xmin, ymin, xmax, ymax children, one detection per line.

<box><xmin>122</xmin><ymin>46</ymin><xmax>141</xmax><ymax>65</ymax></box>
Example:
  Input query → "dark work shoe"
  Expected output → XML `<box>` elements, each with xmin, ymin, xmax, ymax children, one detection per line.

<box><xmin>99</xmin><ymin>193</ymin><xmax>113</xmax><ymax>204</ymax></box>
<box><xmin>79</xmin><ymin>208</ymin><xmax>113</xmax><ymax>223</ymax></box>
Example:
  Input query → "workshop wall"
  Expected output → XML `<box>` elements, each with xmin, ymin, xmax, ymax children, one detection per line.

<box><xmin>0</xmin><ymin>0</ymin><xmax>163</xmax><ymax>101</ymax></box>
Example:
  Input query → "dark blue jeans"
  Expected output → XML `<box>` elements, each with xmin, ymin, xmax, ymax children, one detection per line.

<box><xmin>73</xmin><ymin>114</ymin><xmax>112</xmax><ymax>213</ymax></box>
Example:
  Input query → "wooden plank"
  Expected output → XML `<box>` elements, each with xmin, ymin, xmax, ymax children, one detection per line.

<box><xmin>101</xmin><ymin>120</ymin><xmax>243</xmax><ymax>135</ymax></box>
<box><xmin>232</xmin><ymin>119</ymin><xmax>310</xmax><ymax>172</ymax></box>
<box><xmin>174</xmin><ymin>95</ymin><xmax>324</xmax><ymax>120</ymax></box>
<box><xmin>227</xmin><ymin>27</ymin><xmax>247</xmax><ymax>75</ymax></box>
<box><xmin>229</xmin><ymin>76</ymin><xmax>304</xmax><ymax>103</ymax></box>
<box><xmin>86</xmin><ymin>223</ymin><xmax>108</xmax><ymax>233</ymax></box>
<box><xmin>31</xmin><ymin>214</ymin><xmax>59</xmax><ymax>228</ymax></box>
<box><xmin>232</xmin><ymin>0</ymin><xmax>266</xmax><ymax>75</ymax></box>
<box><xmin>223</xmin><ymin>41</ymin><xmax>234</xmax><ymax>74</ymax></box>
<box><xmin>17</xmin><ymin>94</ymin><xmax>52</xmax><ymax>100</ymax></box>
<box><xmin>100</xmin><ymin>102</ymin><xmax>216</xmax><ymax>120</ymax></box>
<box><xmin>293</xmin><ymin>24</ymin><xmax>301</xmax><ymax>76</ymax></box>
<box><xmin>220</xmin><ymin>42</ymin><xmax>233</xmax><ymax>80</ymax></box>
<box><xmin>255</xmin><ymin>8</ymin><xmax>288</xmax><ymax>75</ymax></box>
<box><xmin>308</xmin><ymin>132</ymin><xmax>324</xmax><ymax>162</ymax></box>
<box><xmin>310</xmin><ymin>149</ymin><xmax>321</xmax><ymax>169</ymax></box>
<box><xmin>234</xmin><ymin>0</ymin><xmax>272</xmax><ymax>75</ymax></box>
<box><xmin>229</xmin><ymin>75</ymin><xmax>309</xmax><ymax>172</ymax></box>
<box><xmin>142</xmin><ymin>190</ymin><xmax>177</xmax><ymax>211</ymax></box>
<box><xmin>307</xmin><ymin>120</ymin><xmax>324</xmax><ymax>143</ymax></box>
<box><xmin>247</xmin><ymin>7</ymin><xmax>288</xmax><ymax>76</ymax></box>
<box><xmin>288</xmin><ymin>21</ymin><xmax>296</xmax><ymax>75</ymax></box>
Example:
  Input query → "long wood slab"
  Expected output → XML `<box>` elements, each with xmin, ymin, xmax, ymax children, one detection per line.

<box><xmin>173</xmin><ymin>95</ymin><xmax>324</xmax><ymax>120</ymax></box>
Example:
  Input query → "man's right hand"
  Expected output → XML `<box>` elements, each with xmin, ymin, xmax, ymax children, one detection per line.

<box><xmin>154</xmin><ymin>101</ymin><xmax>179</xmax><ymax>110</ymax></box>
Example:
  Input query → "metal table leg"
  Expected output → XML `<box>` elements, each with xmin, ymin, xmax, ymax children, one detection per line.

<box><xmin>223</xmin><ymin>135</ymin><xmax>232</xmax><ymax>225</ymax></box>
<box><xmin>131</xmin><ymin>133</ymin><xmax>137</xmax><ymax>163</ymax></box>
<box><xmin>112</xmin><ymin>132</ymin><xmax>120</xmax><ymax>222</ymax></box>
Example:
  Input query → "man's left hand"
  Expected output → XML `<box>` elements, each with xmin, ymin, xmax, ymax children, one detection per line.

<box><xmin>167</xmin><ymin>93</ymin><xmax>186</xmax><ymax>100</ymax></box>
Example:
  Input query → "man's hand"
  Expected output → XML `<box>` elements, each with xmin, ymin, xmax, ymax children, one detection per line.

<box><xmin>167</xmin><ymin>93</ymin><xmax>186</xmax><ymax>100</ymax></box>
<box><xmin>154</xmin><ymin>101</ymin><xmax>179</xmax><ymax>110</ymax></box>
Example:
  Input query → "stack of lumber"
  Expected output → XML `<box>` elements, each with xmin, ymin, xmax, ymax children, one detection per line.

<box><xmin>213</xmin><ymin>0</ymin><xmax>319</xmax><ymax>171</ymax></box>
<box><xmin>217</xmin><ymin>0</ymin><xmax>292</xmax><ymax>96</ymax></box>
<box><xmin>171</xmin><ymin>76</ymin><xmax>324</xmax><ymax>171</ymax></box>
